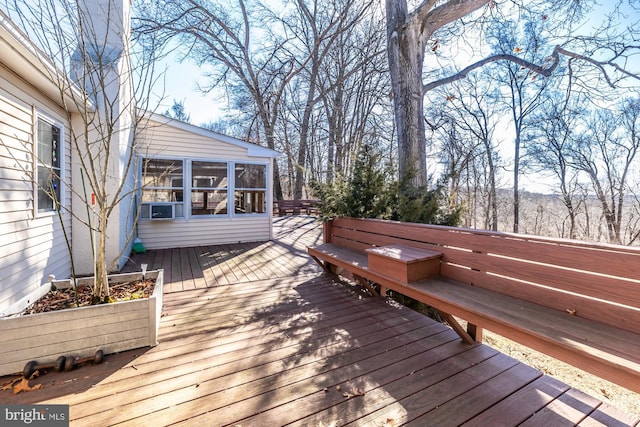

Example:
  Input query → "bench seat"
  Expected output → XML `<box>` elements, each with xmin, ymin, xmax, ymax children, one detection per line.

<box><xmin>308</xmin><ymin>238</ymin><xmax>640</xmax><ymax>393</ymax></box>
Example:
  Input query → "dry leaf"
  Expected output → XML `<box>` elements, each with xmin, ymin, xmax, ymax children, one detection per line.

<box><xmin>566</xmin><ymin>308</ymin><xmax>577</xmax><ymax>315</ymax></box>
<box><xmin>1</xmin><ymin>377</ymin><xmax>20</xmax><ymax>391</ymax></box>
<box><xmin>384</xmin><ymin>418</ymin><xmax>396</xmax><ymax>427</ymax></box>
<box><xmin>342</xmin><ymin>387</ymin><xmax>365</xmax><ymax>399</ymax></box>
<box><xmin>352</xmin><ymin>387</ymin><xmax>365</xmax><ymax>396</ymax></box>
<box><xmin>600</xmin><ymin>388</ymin><xmax>611</xmax><ymax>399</ymax></box>
<box><xmin>335</xmin><ymin>385</ymin><xmax>341</xmax><ymax>391</ymax></box>
<box><xmin>12</xmin><ymin>378</ymin><xmax>42</xmax><ymax>394</ymax></box>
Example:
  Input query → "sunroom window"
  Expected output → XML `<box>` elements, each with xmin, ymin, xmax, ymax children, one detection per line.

<box><xmin>141</xmin><ymin>158</ymin><xmax>184</xmax><ymax>218</ymax></box>
<box><xmin>234</xmin><ymin>163</ymin><xmax>266</xmax><ymax>214</ymax></box>
<box><xmin>191</xmin><ymin>161</ymin><xmax>228</xmax><ymax>215</ymax></box>
<box><xmin>36</xmin><ymin>118</ymin><xmax>62</xmax><ymax>213</ymax></box>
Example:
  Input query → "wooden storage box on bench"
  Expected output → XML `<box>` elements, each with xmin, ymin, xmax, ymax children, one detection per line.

<box><xmin>366</xmin><ymin>244</ymin><xmax>441</xmax><ymax>283</ymax></box>
<box><xmin>307</xmin><ymin>217</ymin><xmax>640</xmax><ymax>394</ymax></box>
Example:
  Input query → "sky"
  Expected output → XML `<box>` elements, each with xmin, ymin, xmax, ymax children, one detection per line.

<box><xmin>152</xmin><ymin>54</ymin><xmax>222</xmax><ymax>126</ymax></box>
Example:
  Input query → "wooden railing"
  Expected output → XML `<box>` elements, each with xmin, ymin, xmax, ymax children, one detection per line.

<box><xmin>308</xmin><ymin>217</ymin><xmax>640</xmax><ymax>393</ymax></box>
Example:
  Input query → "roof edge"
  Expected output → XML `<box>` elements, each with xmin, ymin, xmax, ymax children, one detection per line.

<box><xmin>144</xmin><ymin>112</ymin><xmax>281</xmax><ymax>158</ymax></box>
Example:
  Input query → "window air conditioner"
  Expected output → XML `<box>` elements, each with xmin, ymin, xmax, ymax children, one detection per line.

<box><xmin>150</xmin><ymin>203</ymin><xmax>175</xmax><ymax>220</ymax></box>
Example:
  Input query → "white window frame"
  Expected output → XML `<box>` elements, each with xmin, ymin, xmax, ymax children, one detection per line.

<box><xmin>139</xmin><ymin>156</ymin><xmax>271</xmax><ymax>220</ymax></box>
<box><xmin>231</xmin><ymin>161</ymin><xmax>269</xmax><ymax>217</ymax></box>
<box><xmin>35</xmin><ymin>112</ymin><xmax>65</xmax><ymax>217</ymax></box>
<box><xmin>189</xmin><ymin>159</ymin><xmax>230</xmax><ymax>217</ymax></box>
<box><xmin>139</xmin><ymin>156</ymin><xmax>185</xmax><ymax>219</ymax></box>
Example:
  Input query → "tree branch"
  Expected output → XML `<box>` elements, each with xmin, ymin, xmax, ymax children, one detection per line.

<box><xmin>424</xmin><ymin>43</ymin><xmax>640</xmax><ymax>95</ymax></box>
<box><xmin>423</xmin><ymin>48</ymin><xmax>560</xmax><ymax>94</ymax></box>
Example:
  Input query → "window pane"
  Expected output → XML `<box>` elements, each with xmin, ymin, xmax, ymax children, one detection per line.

<box><xmin>37</xmin><ymin>166</ymin><xmax>59</xmax><ymax>212</ymax></box>
<box><xmin>143</xmin><ymin>159</ymin><xmax>183</xmax><ymax>187</ymax></box>
<box><xmin>37</xmin><ymin>120</ymin><xmax>61</xmax><ymax>213</ymax></box>
<box><xmin>235</xmin><ymin>164</ymin><xmax>265</xmax><ymax>188</ymax></box>
<box><xmin>141</xmin><ymin>189</ymin><xmax>181</xmax><ymax>203</ymax></box>
<box><xmin>235</xmin><ymin>190</ymin><xmax>266</xmax><ymax>214</ymax></box>
<box><xmin>192</xmin><ymin>161</ymin><xmax>227</xmax><ymax>188</ymax></box>
<box><xmin>192</xmin><ymin>190</ymin><xmax>227</xmax><ymax>215</ymax></box>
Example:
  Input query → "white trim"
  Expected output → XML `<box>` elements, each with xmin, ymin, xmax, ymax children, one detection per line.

<box><xmin>34</xmin><ymin>110</ymin><xmax>65</xmax><ymax>217</ymax></box>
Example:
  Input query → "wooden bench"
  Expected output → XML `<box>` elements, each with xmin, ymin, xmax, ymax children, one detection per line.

<box><xmin>307</xmin><ymin>217</ymin><xmax>640</xmax><ymax>394</ymax></box>
<box><xmin>276</xmin><ymin>199</ymin><xmax>320</xmax><ymax>216</ymax></box>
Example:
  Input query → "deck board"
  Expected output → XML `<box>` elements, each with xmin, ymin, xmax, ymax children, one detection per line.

<box><xmin>2</xmin><ymin>216</ymin><xmax>638</xmax><ymax>426</ymax></box>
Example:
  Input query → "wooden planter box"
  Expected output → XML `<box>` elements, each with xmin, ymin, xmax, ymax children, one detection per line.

<box><xmin>0</xmin><ymin>269</ymin><xmax>163</xmax><ymax>377</ymax></box>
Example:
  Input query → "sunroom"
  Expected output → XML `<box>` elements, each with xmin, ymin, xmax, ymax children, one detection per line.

<box><xmin>136</xmin><ymin>113</ymin><xmax>280</xmax><ymax>250</ymax></box>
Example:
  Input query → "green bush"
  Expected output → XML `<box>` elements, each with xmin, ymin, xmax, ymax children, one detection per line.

<box><xmin>312</xmin><ymin>143</ymin><xmax>462</xmax><ymax>226</ymax></box>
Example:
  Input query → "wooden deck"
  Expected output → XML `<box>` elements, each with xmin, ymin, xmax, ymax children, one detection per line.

<box><xmin>2</xmin><ymin>216</ymin><xmax>638</xmax><ymax>426</ymax></box>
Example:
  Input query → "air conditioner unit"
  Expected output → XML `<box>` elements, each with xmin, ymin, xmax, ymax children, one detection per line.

<box><xmin>150</xmin><ymin>203</ymin><xmax>175</xmax><ymax>220</ymax></box>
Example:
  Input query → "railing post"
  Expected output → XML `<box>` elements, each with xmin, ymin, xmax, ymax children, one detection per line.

<box><xmin>323</xmin><ymin>218</ymin><xmax>333</xmax><ymax>244</ymax></box>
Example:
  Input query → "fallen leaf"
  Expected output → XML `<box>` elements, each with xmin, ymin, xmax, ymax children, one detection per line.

<box><xmin>335</xmin><ymin>385</ymin><xmax>341</xmax><ymax>391</ymax></box>
<box><xmin>1</xmin><ymin>377</ymin><xmax>20</xmax><ymax>391</ymax></box>
<box><xmin>352</xmin><ymin>387</ymin><xmax>365</xmax><ymax>396</ymax></box>
<box><xmin>566</xmin><ymin>308</ymin><xmax>577</xmax><ymax>315</ymax></box>
<box><xmin>385</xmin><ymin>418</ymin><xmax>396</xmax><ymax>427</ymax></box>
<box><xmin>13</xmin><ymin>378</ymin><xmax>42</xmax><ymax>394</ymax></box>
<box><xmin>600</xmin><ymin>388</ymin><xmax>611</xmax><ymax>399</ymax></box>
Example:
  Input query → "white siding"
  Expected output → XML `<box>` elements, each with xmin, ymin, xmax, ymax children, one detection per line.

<box><xmin>139</xmin><ymin>216</ymin><xmax>272</xmax><ymax>249</ymax></box>
<box><xmin>137</xmin><ymin>117</ymin><xmax>276</xmax><ymax>249</ymax></box>
<box><xmin>141</xmin><ymin>121</ymin><xmax>249</xmax><ymax>160</ymax></box>
<box><xmin>0</xmin><ymin>66</ymin><xmax>72</xmax><ymax>315</ymax></box>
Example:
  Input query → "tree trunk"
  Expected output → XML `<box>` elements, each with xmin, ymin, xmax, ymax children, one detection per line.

<box><xmin>386</xmin><ymin>0</ymin><xmax>427</xmax><ymax>187</ymax></box>
<box><xmin>513</xmin><ymin>131</ymin><xmax>520</xmax><ymax>233</ymax></box>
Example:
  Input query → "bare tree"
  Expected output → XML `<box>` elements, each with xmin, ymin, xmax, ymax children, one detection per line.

<box><xmin>316</xmin><ymin>8</ymin><xmax>391</xmax><ymax>185</ymax></box>
<box><xmin>487</xmin><ymin>17</ymin><xmax>551</xmax><ymax>232</ymax></box>
<box><xmin>285</xmin><ymin>0</ymin><xmax>376</xmax><ymax>199</ymax></box>
<box><xmin>7</xmin><ymin>0</ymin><xmax>160</xmax><ymax>299</ymax></box>
<box><xmin>529</xmin><ymin>91</ymin><xmax>584</xmax><ymax>239</ymax></box>
<box><xmin>135</xmin><ymin>0</ymin><xmax>305</xmax><ymax>200</ymax></box>
<box><xmin>439</xmin><ymin>73</ymin><xmax>502</xmax><ymax>230</ymax></box>
<box><xmin>385</xmin><ymin>0</ymin><xmax>640</xmax><ymax>191</ymax></box>
<box><xmin>571</xmin><ymin>97</ymin><xmax>640</xmax><ymax>244</ymax></box>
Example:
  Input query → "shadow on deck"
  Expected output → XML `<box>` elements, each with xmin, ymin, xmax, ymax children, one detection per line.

<box><xmin>1</xmin><ymin>216</ymin><xmax>638</xmax><ymax>426</ymax></box>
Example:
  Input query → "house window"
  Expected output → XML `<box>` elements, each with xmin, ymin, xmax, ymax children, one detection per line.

<box><xmin>140</xmin><ymin>158</ymin><xmax>268</xmax><ymax>219</ymax></box>
<box><xmin>234</xmin><ymin>163</ymin><xmax>266</xmax><ymax>214</ymax></box>
<box><xmin>191</xmin><ymin>161</ymin><xmax>228</xmax><ymax>215</ymax></box>
<box><xmin>141</xmin><ymin>158</ymin><xmax>184</xmax><ymax>218</ymax></box>
<box><xmin>36</xmin><ymin>118</ymin><xmax>61</xmax><ymax>213</ymax></box>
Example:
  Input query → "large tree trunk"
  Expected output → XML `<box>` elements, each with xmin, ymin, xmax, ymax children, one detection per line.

<box><xmin>386</xmin><ymin>0</ymin><xmax>427</xmax><ymax>187</ymax></box>
<box><xmin>385</xmin><ymin>0</ymin><xmax>488</xmax><ymax>187</ymax></box>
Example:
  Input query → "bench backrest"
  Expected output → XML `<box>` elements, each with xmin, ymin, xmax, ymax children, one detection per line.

<box><xmin>324</xmin><ymin>217</ymin><xmax>640</xmax><ymax>335</ymax></box>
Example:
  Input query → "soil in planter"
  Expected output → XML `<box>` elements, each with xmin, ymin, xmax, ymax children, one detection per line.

<box><xmin>20</xmin><ymin>279</ymin><xmax>156</xmax><ymax>315</ymax></box>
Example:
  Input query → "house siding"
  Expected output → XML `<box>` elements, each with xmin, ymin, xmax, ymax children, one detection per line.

<box><xmin>0</xmin><ymin>67</ymin><xmax>72</xmax><ymax>315</ymax></box>
<box><xmin>136</xmin><ymin>117</ymin><xmax>275</xmax><ymax>249</ymax></box>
